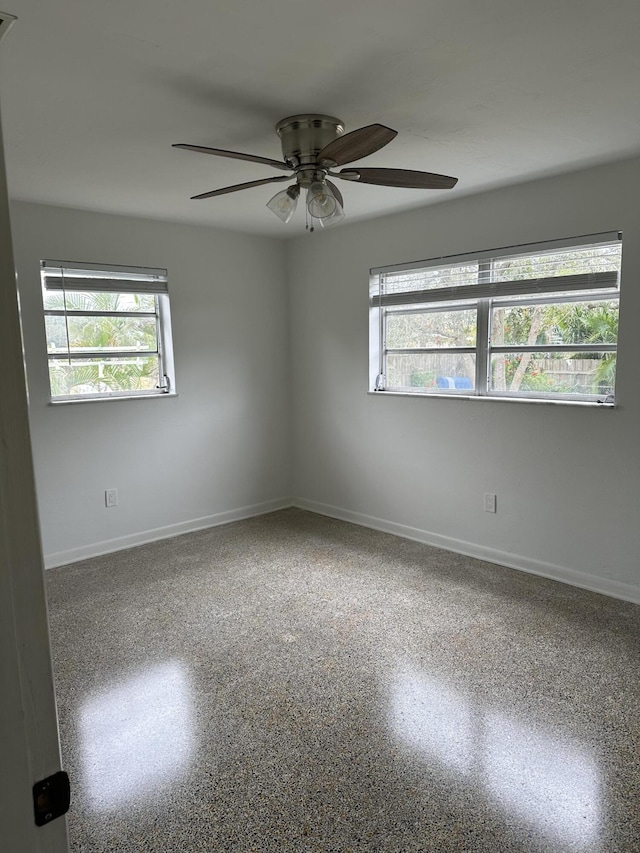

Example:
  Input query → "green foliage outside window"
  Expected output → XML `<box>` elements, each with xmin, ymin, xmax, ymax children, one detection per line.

<box><xmin>46</xmin><ymin>291</ymin><xmax>160</xmax><ymax>397</ymax></box>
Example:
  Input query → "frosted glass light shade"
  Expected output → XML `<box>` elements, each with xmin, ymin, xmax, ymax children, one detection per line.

<box><xmin>317</xmin><ymin>201</ymin><xmax>345</xmax><ymax>228</ymax></box>
<box><xmin>307</xmin><ymin>181</ymin><xmax>338</xmax><ymax>219</ymax></box>
<box><xmin>266</xmin><ymin>185</ymin><xmax>300</xmax><ymax>223</ymax></box>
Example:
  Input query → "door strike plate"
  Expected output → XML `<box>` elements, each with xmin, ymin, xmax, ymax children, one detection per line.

<box><xmin>33</xmin><ymin>770</ymin><xmax>70</xmax><ymax>826</ymax></box>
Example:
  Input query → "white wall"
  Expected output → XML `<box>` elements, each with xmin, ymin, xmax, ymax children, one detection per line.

<box><xmin>11</xmin><ymin>158</ymin><xmax>640</xmax><ymax>603</ymax></box>
<box><xmin>12</xmin><ymin>202</ymin><xmax>291</xmax><ymax>565</ymax></box>
<box><xmin>288</xmin><ymin>157</ymin><xmax>640</xmax><ymax>602</ymax></box>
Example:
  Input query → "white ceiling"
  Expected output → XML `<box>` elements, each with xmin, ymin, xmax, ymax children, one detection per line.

<box><xmin>2</xmin><ymin>0</ymin><xmax>639</xmax><ymax>237</ymax></box>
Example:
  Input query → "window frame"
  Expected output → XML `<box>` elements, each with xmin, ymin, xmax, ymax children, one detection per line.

<box><xmin>41</xmin><ymin>259</ymin><xmax>176</xmax><ymax>403</ymax></box>
<box><xmin>370</xmin><ymin>232</ymin><xmax>622</xmax><ymax>405</ymax></box>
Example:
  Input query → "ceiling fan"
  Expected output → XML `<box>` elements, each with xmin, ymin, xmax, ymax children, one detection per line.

<box><xmin>173</xmin><ymin>114</ymin><xmax>458</xmax><ymax>229</ymax></box>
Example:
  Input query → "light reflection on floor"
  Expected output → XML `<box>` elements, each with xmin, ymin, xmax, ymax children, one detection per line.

<box><xmin>391</xmin><ymin>670</ymin><xmax>600</xmax><ymax>848</ymax></box>
<box><xmin>391</xmin><ymin>673</ymin><xmax>474</xmax><ymax>774</ymax></box>
<box><xmin>483</xmin><ymin>710</ymin><xmax>600</xmax><ymax>846</ymax></box>
<box><xmin>79</xmin><ymin>660</ymin><xmax>194</xmax><ymax>811</ymax></box>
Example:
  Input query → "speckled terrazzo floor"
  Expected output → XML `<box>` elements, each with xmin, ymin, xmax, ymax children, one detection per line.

<box><xmin>46</xmin><ymin>508</ymin><xmax>640</xmax><ymax>852</ymax></box>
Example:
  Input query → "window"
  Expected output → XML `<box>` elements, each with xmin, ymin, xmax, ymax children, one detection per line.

<box><xmin>41</xmin><ymin>260</ymin><xmax>175</xmax><ymax>401</ymax></box>
<box><xmin>370</xmin><ymin>232</ymin><xmax>622</xmax><ymax>403</ymax></box>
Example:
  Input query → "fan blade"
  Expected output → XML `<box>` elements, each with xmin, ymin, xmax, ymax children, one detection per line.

<box><xmin>173</xmin><ymin>143</ymin><xmax>291</xmax><ymax>171</ymax></box>
<box><xmin>326</xmin><ymin>179</ymin><xmax>344</xmax><ymax>208</ymax></box>
<box><xmin>338</xmin><ymin>167</ymin><xmax>458</xmax><ymax>189</ymax></box>
<box><xmin>317</xmin><ymin>124</ymin><xmax>397</xmax><ymax>167</ymax></box>
<box><xmin>191</xmin><ymin>175</ymin><xmax>292</xmax><ymax>200</ymax></box>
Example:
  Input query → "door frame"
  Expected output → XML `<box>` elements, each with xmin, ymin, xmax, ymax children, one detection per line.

<box><xmin>0</xmin><ymin>12</ymin><xmax>69</xmax><ymax>852</ymax></box>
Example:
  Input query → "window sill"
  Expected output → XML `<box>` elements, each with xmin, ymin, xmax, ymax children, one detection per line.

<box><xmin>367</xmin><ymin>390</ymin><xmax>615</xmax><ymax>408</ymax></box>
<box><xmin>48</xmin><ymin>391</ymin><xmax>178</xmax><ymax>406</ymax></box>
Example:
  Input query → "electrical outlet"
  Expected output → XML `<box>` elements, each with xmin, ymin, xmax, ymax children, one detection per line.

<box><xmin>105</xmin><ymin>488</ymin><xmax>118</xmax><ymax>508</ymax></box>
<box><xmin>483</xmin><ymin>492</ymin><xmax>497</xmax><ymax>513</ymax></box>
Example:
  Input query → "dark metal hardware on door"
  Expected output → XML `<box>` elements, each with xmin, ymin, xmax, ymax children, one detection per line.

<box><xmin>33</xmin><ymin>771</ymin><xmax>70</xmax><ymax>826</ymax></box>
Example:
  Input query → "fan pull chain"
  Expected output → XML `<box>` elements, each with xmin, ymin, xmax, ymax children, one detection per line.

<box><xmin>305</xmin><ymin>189</ymin><xmax>315</xmax><ymax>232</ymax></box>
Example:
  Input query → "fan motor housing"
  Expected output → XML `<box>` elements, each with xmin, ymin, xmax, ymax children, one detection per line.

<box><xmin>276</xmin><ymin>114</ymin><xmax>344</xmax><ymax>169</ymax></box>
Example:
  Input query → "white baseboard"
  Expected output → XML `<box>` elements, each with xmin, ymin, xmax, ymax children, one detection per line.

<box><xmin>292</xmin><ymin>497</ymin><xmax>640</xmax><ymax>605</ymax></box>
<box><xmin>44</xmin><ymin>498</ymin><xmax>292</xmax><ymax>569</ymax></box>
<box><xmin>44</xmin><ymin>495</ymin><xmax>639</xmax><ymax>605</ymax></box>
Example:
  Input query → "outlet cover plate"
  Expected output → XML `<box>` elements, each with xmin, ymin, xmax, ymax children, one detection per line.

<box><xmin>484</xmin><ymin>492</ymin><xmax>497</xmax><ymax>513</ymax></box>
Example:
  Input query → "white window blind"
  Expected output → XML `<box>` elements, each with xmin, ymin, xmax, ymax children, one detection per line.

<box><xmin>369</xmin><ymin>232</ymin><xmax>622</xmax><ymax>403</ymax></box>
<box><xmin>41</xmin><ymin>259</ymin><xmax>175</xmax><ymax>402</ymax></box>
<box><xmin>42</xmin><ymin>260</ymin><xmax>168</xmax><ymax>293</ymax></box>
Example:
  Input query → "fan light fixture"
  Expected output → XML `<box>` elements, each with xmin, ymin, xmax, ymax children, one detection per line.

<box><xmin>267</xmin><ymin>180</ymin><xmax>345</xmax><ymax>228</ymax></box>
<box><xmin>308</xmin><ymin>184</ymin><xmax>344</xmax><ymax>227</ymax></box>
<box><xmin>174</xmin><ymin>114</ymin><xmax>458</xmax><ymax>232</ymax></box>
<box><xmin>266</xmin><ymin>184</ymin><xmax>300</xmax><ymax>223</ymax></box>
<box><xmin>307</xmin><ymin>181</ymin><xmax>337</xmax><ymax>218</ymax></box>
